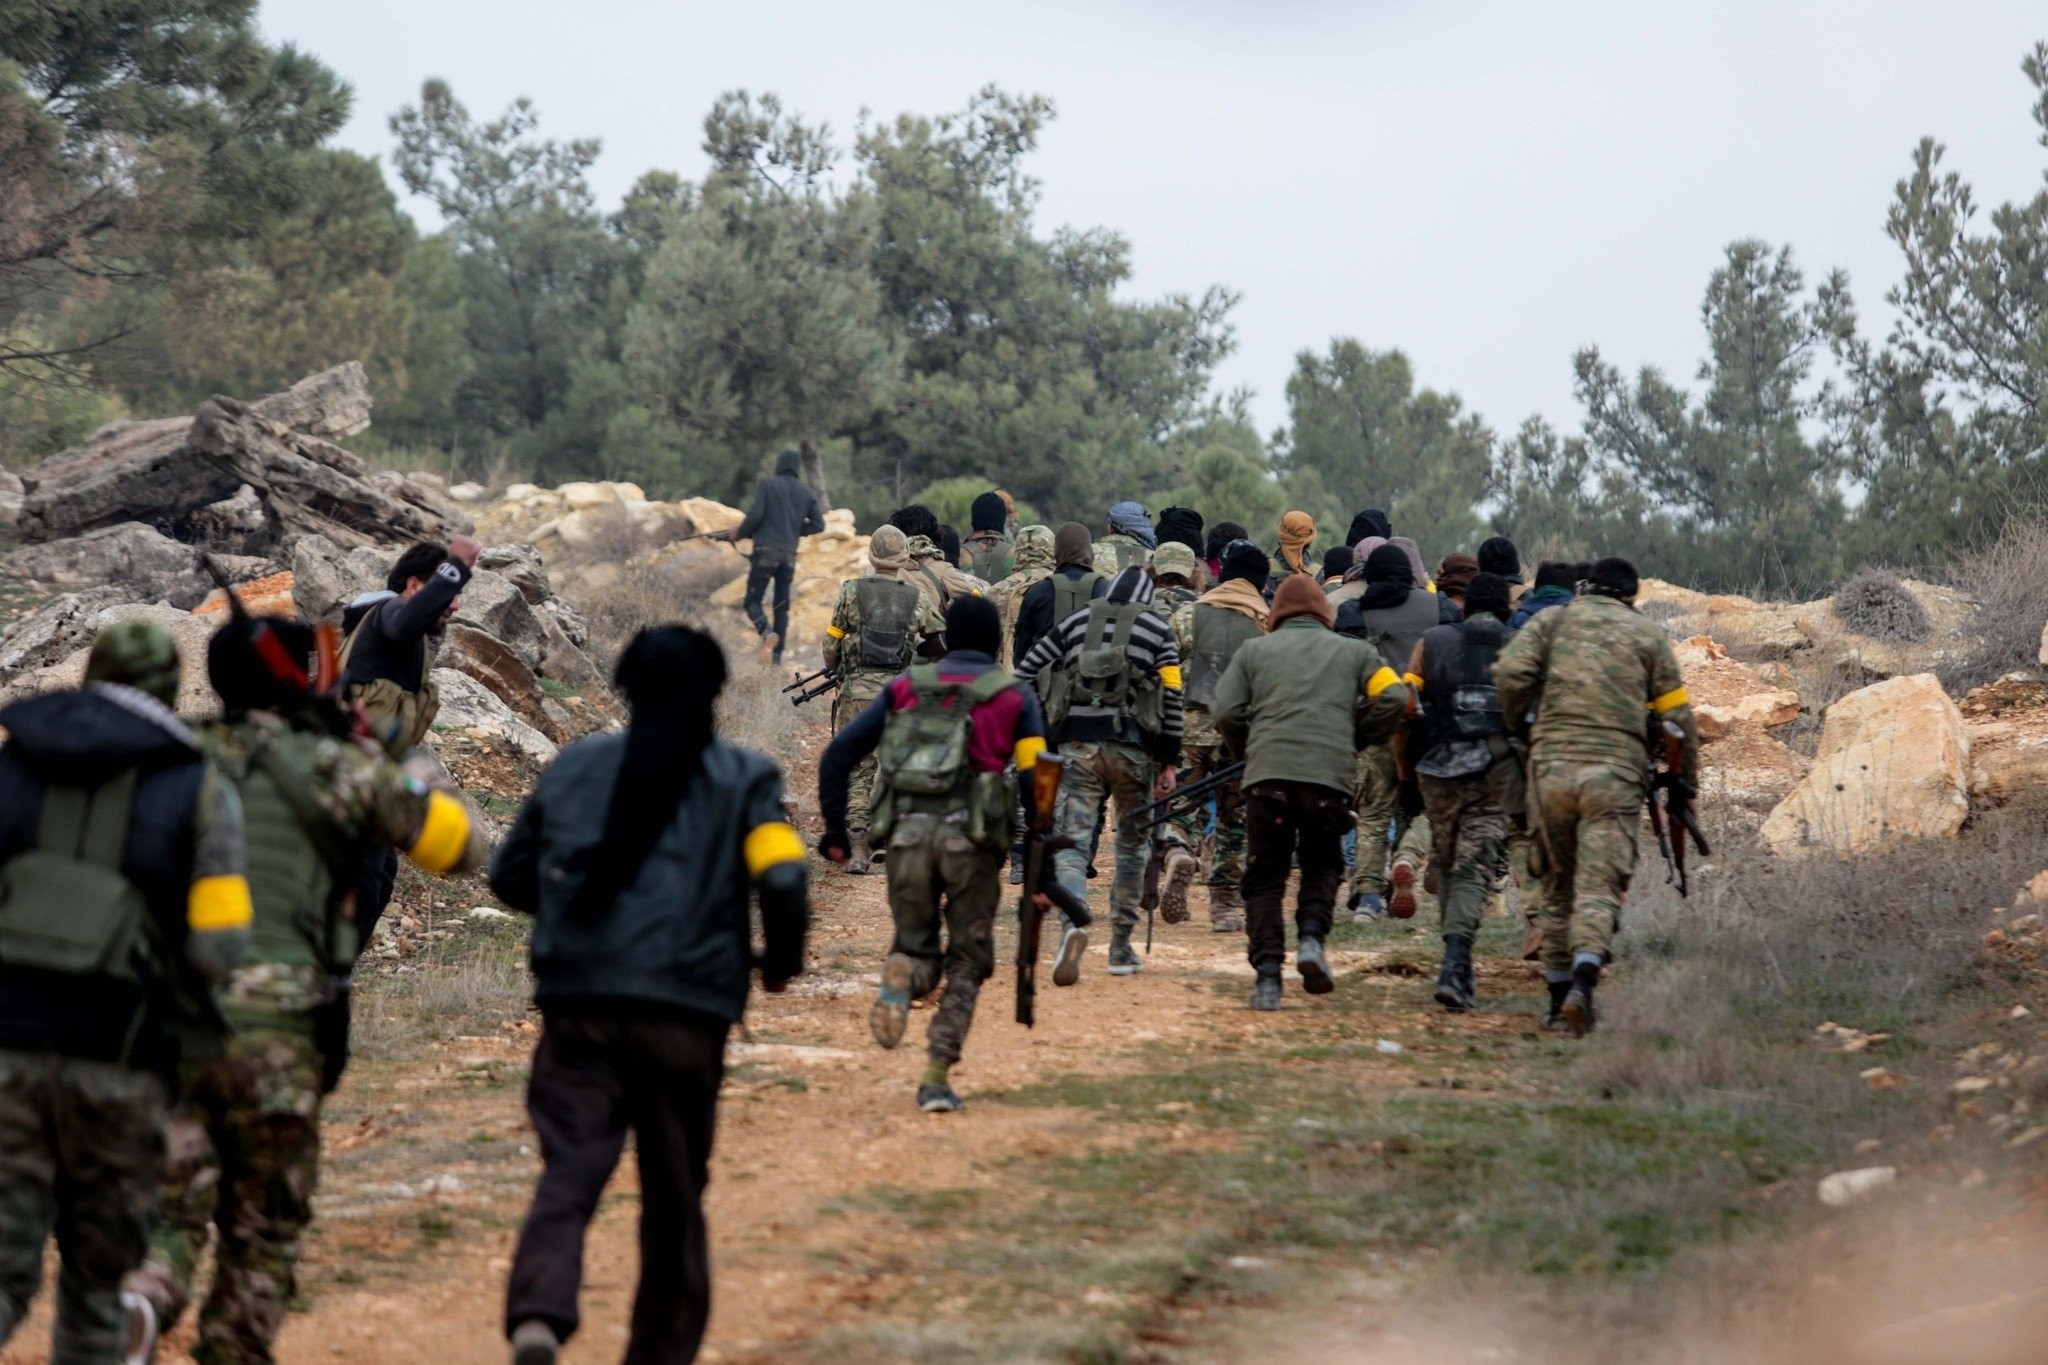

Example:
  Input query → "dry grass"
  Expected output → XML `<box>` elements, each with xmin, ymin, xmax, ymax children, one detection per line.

<box><xmin>1939</xmin><ymin>515</ymin><xmax>2048</xmax><ymax>693</ymax></box>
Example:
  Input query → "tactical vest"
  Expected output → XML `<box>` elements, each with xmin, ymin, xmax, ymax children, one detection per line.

<box><xmin>1101</xmin><ymin>537</ymin><xmax>1149</xmax><ymax>572</ymax></box>
<box><xmin>1185</xmin><ymin>603</ymin><xmax>1262</xmax><ymax>709</ymax></box>
<box><xmin>869</xmin><ymin>666</ymin><xmax>1017</xmax><ymax>849</ymax></box>
<box><xmin>1046</xmin><ymin>600</ymin><xmax>1163</xmax><ymax>734</ymax></box>
<box><xmin>1154</xmin><ymin>584</ymin><xmax>1198</xmax><ymax>615</ymax></box>
<box><xmin>1359</xmin><ymin>589</ymin><xmax>1441</xmax><ymax>677</ymax></box>
<box><xmin>852</xmin><ymin>576</ymin><xmax>922</xmax><ymax>672</ymax></box>
<box><xmin>339</xmin><ymin>605</ymin><xmax>440</xmax><ymax>757</ymax></box>
<box><xmin>213</xmin><ymin>727</ymin><xmax>358</xmax><ymax>986</ymax></box>
<box><xmin>1415</xmin><ymin>619</ymin><xmax>1508</xmax><ymax>779</ymax></box>
<box><xmin>964</xmin><ymin>533</ymin><xmax>1011</xmax><ymax>585</ymax></box>
<box><xmin>1051</xmin><ymin>570</ymin><xmax>1102</xmax><ymax>628</ymax></box>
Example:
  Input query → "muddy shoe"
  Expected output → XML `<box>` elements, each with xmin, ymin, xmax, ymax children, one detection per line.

<box><xmin>918</xmin><ymin>1082</ymin><xmax>965</xmax><ymax>1113</ymax></box>
<box><xmin>870</xmin><ymin>954</ymin><xmax>915</xmax><ymax>1049</ymax></box>
<box><xmin>1560</xmin><ymin>961</ymin><xmax>1599</xmax><ymax>1037</ymax></box>
<box><xmin>847</xmin><ymin>835</ymin><xmax>872</xmax><ymax>876</ymax></box>
<box><xmin>1432</xmin><ymin>934</ymin><xmax>1475</xmax><ymax>1012</ymax></box>
<box><xmin>1107</xmin><ymin>930</ymin><xmax>1143</xmax><ymax>975</ymax></box>
<box><xmin>1353</xmin><ymin>891</ymin><xmax>1386</xmax><ymax>922</ymax></box>
<box><xmin>1250</xmin><ymin>969</ymin><xmax>1283</xmax><ymax>1011</ymax></box>
<box><xmin>511</xmin><ymin>1319</ymin><xmax>560</xmax><ymax>1365</ymax></box>
<box><xmin>120</xmin><ymin>1292</ymin><xmax>157</xmax><ymax>1365</ymax></box>
<box><xmin>1052</xmin><ymin>926</ymin><xmax>1088</xmax><ymax>987</ymax></box>
<box><xmin>1296</xmin><ymin>936</ymin><xmax>1335</xmax><ymax>995</ymax></box>
<box><xmin>1521</xmin><ymin>919</ymin><xmax>1544</xmax><ymax>961</ymax></box>
<box><xmin>1210</xmin><ymin>910</ymin><xmax>1245</xmax><ymax>933</ymax></box>
<box><xmin>1159</xmin><ymin>848</ymin><xmax>1198</xmax><ymax>924</ymax></box>
<box><xmin>1388</xmin><ymin>861</ymin><xmax>1419</xmax><ymax>919</ymax></box>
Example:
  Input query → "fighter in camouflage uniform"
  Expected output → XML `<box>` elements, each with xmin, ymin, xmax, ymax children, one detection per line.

<box><xmin>987</xmin><ymin>525</ymin><xmax>1055</xmax><ymax>662</ymax></box>
<box><xmin>1092</xmin><ymin>500</ymin><xmax>1156</xmax><ymax>577</ymax></box>
<box><xmin>824</xmin><ymin>527</ymin><xmax>946</xmax><ymax>874</ymax></box>
<box><xmin>128</xmin><ymin>616</ymin><xmax>486</xmax><ymax>1364</ymax></box>
<box><xmin>905</xmin><ymin>534</ymin><xmax>989</xmax><ymax>607</ymax></box>
<box><xmin>1165</xmin><ymin>541</ymin><xmax>1269</xmax><ymax>932</ymax></box>
<box><xmin>1494</xmin><ymin>557</ymin><xmax>1698</xmax><ymax>1035</ymax></box>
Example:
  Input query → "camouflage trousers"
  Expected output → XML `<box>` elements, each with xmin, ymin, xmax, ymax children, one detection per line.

<box><xmin>1529</xmin><ymin>760</ymin><xmax>1643</xmax><ymax>974</ymax></box>
<box><xmin>1053</xmin><ymin>740</ymin><xmax>1156</xmax><ymax>934</ymax></box>
<box><xmin>1167</xmin><ymin>742</ymin><xmax>1246</xmax><ymax>914</ymax></box>
<box><xmin>1353</xmin><ymin>746</ymin><xmax>1433</xmax><ymax>908</ymax></box>
<box><xmin>132</xmin><ymin>1025</ymin><xmax>323</xmax><ymax>1365</ymax></box>
<box><xmin>1420</xmin><ymin>765</ymin><xmax>1512</xmax><ymax>941</ymax></box>
<box><xmin>883</xmin><ymin>811</ymin><xmax>1004</xmax><ymax>1066</ymax></box>
<box><xmin>834</xmin><ymin>671</ymin><xmax>892</xmax><ymax>835</ymax></box>
<box><xmin>0</xmin><ymin>1049</ymin><xmax>166</xmax><ymax>1362</ymax></box>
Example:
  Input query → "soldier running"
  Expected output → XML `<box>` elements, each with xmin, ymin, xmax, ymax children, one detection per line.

<box><xmin>818</xmin><ymin>598</ymin><xmax>1049</xmax><ymax>1113</ymax></box>
<box><xmin>1494</xmin><ymin>556</ymin><xmax>1699</xmax><ymax>1034</ymax></box>
<box><xmin>822</xmin><ymin>526</ymin><xmax>946</xmax><ymax>873</ymax></box>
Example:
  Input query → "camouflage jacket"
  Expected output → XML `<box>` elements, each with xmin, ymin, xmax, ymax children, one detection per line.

<box><xmin>204</xmin><ymin>712</ymin><xmax>486</xmax><ymax>1020</ymax></box>
<box><xmin>1493</xmin><ymin>594</ymin><xmax>1699</xmax><ymax>780</ymax></box>
<box><xmin>1092</xmin><ymin>533</ymin><xmax>1153</xmax><ymax>577</ymax></box>
<box><xmin>905</xmin><ymin>536</ymin><xmax>989</xmax><ymax>606</ymax></box>
<box><xmin>822</xmin><ymin>575</ymin><xmax>945</xmax><ymax>675</ymax></box>
<box><xmin>1168</xmin><ymin>596</ymin><xmax>1221</xmax><ymax>747</ymax></box>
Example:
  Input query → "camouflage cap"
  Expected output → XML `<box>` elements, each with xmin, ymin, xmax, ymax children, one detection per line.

<box><xmin>1152</xmin><ymin>541</ymin><xmax>1199</xmax><ymax>581</ymax></box>
<box><xmin>1012</xmin><ymin>524</ymin><xmax>1055</xmax><ymax>569</ymax></box>
<box><xmin>906</xmin><ymin>533</ymin><xmax>942</xmax><ymax>561</ymax></box>
<box><xmin>85</xmin><ymin>620</ymin><xmax>181</xmax><ymax>707</ymax></box>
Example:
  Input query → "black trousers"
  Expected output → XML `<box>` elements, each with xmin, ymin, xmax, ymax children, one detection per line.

<box><xmin>1242</xmin><ymin>779</ymin><xmax>1351</xmax><ymax>970</ymax></box>
<box><xmin>742</xmin><ymin>550</ymin><xmax>796</xmax><ymax>653</ymax></box>
<box><xmin>506</xmin><ymin>1011</ymin><xmax>729</xmax><ymax>1363</ymax></box>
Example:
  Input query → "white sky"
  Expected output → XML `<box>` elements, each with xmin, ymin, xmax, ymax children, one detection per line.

<box><xmin>263</xmin><ymin>0</ymin><xmax>2046</xmax><ymax>440</ymax></box>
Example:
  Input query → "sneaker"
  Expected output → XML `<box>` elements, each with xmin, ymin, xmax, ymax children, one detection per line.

<box><xmin>1052</xmin><ymin>926</ymin><xmax>1088</xmax><ymax>987</ymax></box>
<box><xmin>1107</xmin><ymin>933</ymin><xmax>1143</xmax><ymax>975</ymax></box>
<box><xmin>870</xmin><ymin>847</ymin><xmax>887</xmax><ymax>866</ymax></box>
<box><xmin>1008</xmin><ymin>861</ymin><xmax>1024</xmax><ymax>886</ymax></box>
<box><xmin>1296</xmin><ymin>936</ymin><xmax>1335</xmax><ymax>995</ymax></box>
<box><xmin>120</xmin><ymin>1292</ymin><xmax>156</xmax><ymax>1365</ymax></box>
<box><xmin>1561</xmin><ymin>961</ymin><xmax>1599</xmax><ymax>1037</ymax></box>
<box><xmin>869</xmin><ymin>954</ymin><xmax>914</xmax><ymax>1049</ymax></box>
<box><xmin>511</xmin><ymin>1319</ymin><xmax>560</xmax><ymax>1365</ymax></box>
<box><xmin>1353</xmin><ymin>892</ymin><xmax>1386</xmax><ymax>922</ymax></box>
<box><xmin>1388</xmin><ymin>861</ymin><xmax>1419</xmax><ymax>919</ymax></box>
<box><xmin>1159</xmin><ymin>848</ymin><xmax>1198</xmax><ymax>924</ymax></box>
<box><xmin>1249</xmin><ymin>970</ymin><xmax>1283</xmax><ymax>1011</ymax></box>
<box><xmin>918</xmin><ymin>1082</ymin><xmax>964</xmax><ymax>1113</ymax></box>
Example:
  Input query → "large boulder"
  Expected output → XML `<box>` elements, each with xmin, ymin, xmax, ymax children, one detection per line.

<box><xmin>1761</xmin><ymin>674</ymin><xmax>1972</xmax><ymax>856</ymax></box>
<box><xmin>1959</xmin><ymin>676</ymin><xmax>2048</xmax><ymax>806</ymax></box>
<box><xmin>438</xmin><ymin>623</ymin><xmax>565</xmax><ymax>743</ymax></box>
<box><xmin>16</xmin><ymin>417</ymin><xmax>228</xmax><ymax>543</ymax></box>
<box><xmin>427</xmin><ymin>667</ymin><xmax>557</xmax><ymax>767</ymax></box>
<box><xmin>448</xmin><ymin>567</ymin><xmax>545</xmax><ymax>671</ymax></box>
<box><xmin>0</xmin><ymin>603</ymin><xmax>223</xmax><ymax>714</ymax></box>
<box><xmin>477</xmin><ymin>544</ymin><xmax>552</xmax><ymax>605</ymax></box>
<box><xmin>289</xmin><ymin>535</ymin><xmax>391</xmax><ymax>624</ymax></box>
<box><xmin>2</xmin><ymin>523</ymin><xmax>215</xmax><ymax>608</ymax></box>
<box><xmin>0</xmin><ymin>589</ymin><xmax>133</xmax><ymax>675</ymax></box>
<box><xmin>246</xmin><ymin>360</ymin><xmax>374</xmax><ymax>439</ymax></box>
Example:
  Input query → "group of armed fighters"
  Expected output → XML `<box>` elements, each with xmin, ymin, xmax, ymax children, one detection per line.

<box><xmin>798</xmin><ymin>491</ymin><xmax>1700</xmax><ymax>1118</ymax></box>
<box><xmin>0</xmin><ymin>450</ymin><xmax>1696</xmax><ymax>1365</ymax></box>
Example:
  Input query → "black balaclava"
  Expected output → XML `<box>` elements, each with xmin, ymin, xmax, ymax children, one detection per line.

<box><xmin>1321</xmin><ymin>546</ymin><xmax>1354</xmax><ymax>580</ymax></box>
<box><xmin>1157</xmin><ymin>507</ymin><xmax>1205</xmax><ymax>558</ymax></box>
<box><xmin>573</xmin><ymin>626</ymin><xmax>728</xmax><ymax>919</ymax></box>
<box><xmin>1477</xmin><ymin>535</ymin><xmax>1523</xmax><ymax>583</ymax></box>
<box><xmin>1346</xmin><ymin>509</ymin><xmax>1393</xmax><ymax>546</ymax></box>
<box><xmin>946</xmin><ymin>596</ymin><xmax>1002</xmax><ymax>657</ymax></box>
<box><xmin>1358</xmin><ymin>542</ymin><xmax>1417</xmax><ymax>612</ymax></box>
<box><xmin>970</xmin><ymin>492</ymin><xmax>1007</xmax><ymax>534</ymax></box>
<box><xmin>1219</xmin><ymin>540</ymin><xmax>1270</xmax><ymax>586</ymax></box>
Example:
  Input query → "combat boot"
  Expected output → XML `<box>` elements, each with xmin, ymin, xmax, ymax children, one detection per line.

<box><xmin>1210</xmin><ymin>888</ymin><xmax>1245</xmax><ymax>934</ymax></box>
<box><xmin>870</xmin><ymin>953</ymin><xmax>915</xmax><ymax>1049</ymax></box>
<box><xmin>1159</xmin><ymin>847</ymin><xmax>1198</xmax><ymax>924</ymax></box>
<box><xmin>1296</xmin><ymin>936</ymin><xmax>1334</xmax><ymax>995</ymax></box>
<box><xmin>1107</xmin><ymin>926</ymin><xmax>1143</xmax><ymax>975</ymax></box>
<box><xmin>1560</xmin><ymin>960</ymin><xmax>1600</xmax><ymax>1037</ymax></box>
<box><xmin>847</xmin><ymin>834</ymin><xmax>872</xmax><ymax>876</ymax></box>
<box><xmin>1432</xmin><ymin>934</ymin><xmax>1475</xmax><ymax>1012</ymax></box>
<box><xmin>1250</xmin><ymin>968</ymin><xmax>1283</xmax><ymax>1011</ymax></box>
<box><xmin>1388</xmin><ymin>859</ymin><xmax>1419</xmax><ymax>919</ymax></box>
<box><xmin>1352</xmin><ymin>891</ymin><xmax>1386</xmax><ymax>922</ymax></box>
<box><xmin>1543</xmin><ymin>979</ymin><xmax>1572</xmax><ymax>1031</ymax></box>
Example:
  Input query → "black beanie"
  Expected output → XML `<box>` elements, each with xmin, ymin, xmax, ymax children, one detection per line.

<box><xmin>1363</xmin><ymin>542</ymin><xmax>1415</xmax><ymax>586</ymax></box>
<box><xmin>970</xmin><ymin>492</ymin><xmax>1007</xmax><ymax>534</ymax></box>
<box><xmin>1219</xmin><ymin>540</ymin><xmax>1270</xmax><ymax>586</ymax></box>
<box><xmin>1346</xmin><ymin>509</ymin><xmax>1392</xmax><ymax>546</ymax></box>
<box><xmin>1157</xmin><ymin>507</ymin><xmax>1204</xmax><ymax>557</ymax></box>
<box><xmin>1321</xmin><ymin>546</ymin><xmax>1354</xmax><ymax>579</ymax></box>
<box><xmin>1206</xmin><ymin>520</ymin><xmax>1249</xmax><ymax>561</ymax></box>
<box><xmin>1478</xmin><ymin>535</ymin><xmax>1522</xmax><ymax>582</ymax></box>
<box><xmin>945</xmin><ymin>595</ymin><xmax>1002</xmax><ymax>658</ymax></box>
<box><xmin>1586</xmin><ymin>556</ymin><xmax>1640</xmax><ymax>600</ymax></box>
<box><xmin>1465</xmin><ymin>571</ymin><xmax>1513</xmax><ymax>624</ymax></box>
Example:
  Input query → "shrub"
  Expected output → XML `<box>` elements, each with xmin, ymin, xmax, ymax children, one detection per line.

<box><xmin>1831</xmin><ymin>568</ymin><xmax>1930</xmax><ymax>643</ymax></box>
<box><xmin>1940</xmin><ymin>516</ymin><xmax>2048</xmax><ymax>693</ymax></box>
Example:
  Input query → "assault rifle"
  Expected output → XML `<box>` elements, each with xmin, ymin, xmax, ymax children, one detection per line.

<box><xmin>1126</xmin><ymin>762</ymin><xmax>1245</xmax><ymax>834</ymax></box>
<box><xmin>783</xmin><ymin>668</ymin><xmax>831</xmax><ymax>694</ymax></box>
<box><xmin>1646</xmin><ymin>717</ymin><xmax>1710</xmax><ymax>897</ymax></box>
<box><xmin>789</xmin><ymin>673</ymin><xmax>839</xmax><ymax>707</ymax></box>
<box><xmin>1016</xmin><ymin>753</ymin><xmax>1093</xmax><ymax>1028</ymax></box>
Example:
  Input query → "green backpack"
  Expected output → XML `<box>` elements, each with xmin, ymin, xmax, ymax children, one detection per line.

<box><xmin>870</xmin><ymin>666</ymin><xmax>1016</xmax><ymax>848</ymax></box>
<box><xmin>1045</xmin><ymin>600</ymin><xmax>1163</xmax><ymax>734</ymax></box>
<box><xmin>0</xmin><ymin>769</ymin><xmax>162</xmax><ymax>1056</ymax></box>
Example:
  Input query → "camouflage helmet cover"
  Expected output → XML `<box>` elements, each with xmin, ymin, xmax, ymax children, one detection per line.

<box><xmin>85</xmin><ymin>620</ymin><xmax>181</xmax><ymax>707</ymax></box>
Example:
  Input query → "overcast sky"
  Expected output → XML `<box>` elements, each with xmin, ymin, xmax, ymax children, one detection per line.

<box><xmin>263</xmin><ymin>0</ymin><xmax>2045</xmax><ymax>439</ymax></box>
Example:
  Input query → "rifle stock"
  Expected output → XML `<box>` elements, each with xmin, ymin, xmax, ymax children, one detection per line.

<box><xmin>1647</xmin><ymin>718</ymin><xmax>1706</xmax><ymax>896</ymax></box>
<box><xmin>1016</xmin><ymin>753</ymin><xmax>1088</xmax><ymax>1028</ymax></box>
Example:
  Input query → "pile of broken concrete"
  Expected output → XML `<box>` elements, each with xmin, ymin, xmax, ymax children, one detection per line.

<box><xmin>0</xmin><ymin>365</ymin><xmax>616</xmax><ymax>768</ymax></box>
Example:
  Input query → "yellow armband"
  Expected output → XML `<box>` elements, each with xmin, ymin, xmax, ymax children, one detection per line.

<box><xmin>1013</xmin><ymin>735</ymin><xmax>1046</xmax><ymax>770</ymax></box>
<box><xmin>408</xmin><ymin>790</ymin><xmax>472</xmax><ymax>875</ymax></box>
<box><xmin>745</xmin><ymin>821</ymin><xmax>807</xmax><ymax>876</ymax></box>
<box><xmin>1366</xmin><ymin>667</ymin><xmax>1401</xmax><ymax>699</ymax></box>
<box><xmin>187</xmin><ymin>875</ymin><xmax>253</xmax><ymax>932</ymax></box>
<box><xmin>1157</xmin><ymin>664</ymin><xmax>1184</xmax><ymax>690</ymax></box>
<box><xmin>826</xmin><ymin>624</ymin><xmax>846</xmax><ymax>639</ymax></box>
<box><xmin>1651</xmin><ymin>686</ymin><xmax>1690</xmax><ymax>714</ymax></box>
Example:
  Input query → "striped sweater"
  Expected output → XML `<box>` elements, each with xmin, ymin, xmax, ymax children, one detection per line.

<box><xmin>1014</xmin><ymin>566</ymin><xmax>1184</xmax><ymax>764</ymax></box>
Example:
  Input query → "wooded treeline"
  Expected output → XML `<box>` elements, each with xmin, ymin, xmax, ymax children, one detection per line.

<box><xmin>3</xmin><ymin>5</ymin><xmax>2043</xmax><ymax>594</ymax></box>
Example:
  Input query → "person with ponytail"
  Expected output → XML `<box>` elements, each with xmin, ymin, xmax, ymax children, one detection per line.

<box><xmin>491</xmin><ymin>625</ymin><xmax>810</xmax><ymax>1365</ymax></box>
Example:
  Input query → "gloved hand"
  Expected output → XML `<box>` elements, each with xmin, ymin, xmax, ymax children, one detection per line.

<box><xmin>819</xmin><ymin>826</ymin><xmax>852</xmax><ymax>864</ymax></box>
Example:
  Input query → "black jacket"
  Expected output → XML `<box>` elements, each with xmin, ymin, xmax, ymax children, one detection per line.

<box><xmin>0</xmin><ymin>688</ymin><xmax>213</xmax><ymax>1073</ymax></box>
<box><xmin>340</xmin><ymin>557</ymin><xmax>471</xmax><ymax>693</ymax></box>
<box><xmin>489</xmin><ymin>736</ymin><xmax>808</xmax><ymax>1022</ymax></box>
<box><xmin>1012</xmin><ymin>565</ymin><xmax>1108</xmax><ymax>667</ymax></box>
<box><xmin>735</xmin><ymin>450</ymin><xmax>826</xmax><ymax>555</ymax></box>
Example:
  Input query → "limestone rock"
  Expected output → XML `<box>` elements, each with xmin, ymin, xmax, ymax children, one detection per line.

<box><xmin>191</xmin><ymin>572</ymin><xmax>297</xmax><ymax>622</ymax></box>
<box><xmin>427</xmin><ymin>667</ymin><xmax>557</xmax><ymax>767</ymax></box>
<box><xmin>1676</xmin><ymin>634</ymin><xmax>1800</xmax><ymax>741</ymax></box>
<box><xmin>477</xmin><ymin>544</ymin><xmax>552</xmax><ymax>605</ymax></box>
<box><xmin>1958</xmin><ymin>676</ymin><xmax>2048</xmax><ymax>806</ymax></box>
<box><xmin>439</xmin><ymin>623</ymin><xmax>565</xmax><ymax>742</ymax></box>
<box><xmin>16</xmin><ymin>416</ymin><xmax>228</xmax><ymax>542</ymax></box>
<box><xmin>1761</xmin><ymin>674</ymin><xmax>1971</xmax><ymax>856</ymax></box>
<box><xmin>2039</xmin><ymin>616</ymin><xmax>2048</xmax><ymax>668</ymax></box>
<box><xmin>2</xmin><ymin>523</ymin><xmax>214</xmax><ymax>608</ymax></box>
<box><xmin>1697</xmin><ymin>729</ymin><xmax>1811</xmax><ymax>808</ymax></box>
<box><xmin>0</xmin><ymin>589</ymin><xmax>133</xmax><ymax>675</ymax></box>
<box><xmin>246</xmin><ymin>361</ymin><xmax>374</xmax><ymax>440</ymax></box>
<box><xmin>0</xmin><ymin>603</ymin><xmax>224</xmax><ymax>714</ymax></box>
<box><xmin>449</xmin><ymin>568</ymin><xmax>545</xmax><ymax>671</ymax></box>
<box><xmin>290</xmin><ymin>535</ymin><xmax>392</xmax><ymax>624</ymax></box>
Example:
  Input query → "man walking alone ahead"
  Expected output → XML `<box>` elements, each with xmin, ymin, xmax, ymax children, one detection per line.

<box><xmin>727</xmin><ymin>450</ymin><xmax>826</xmax><ymax>663</ymax></box>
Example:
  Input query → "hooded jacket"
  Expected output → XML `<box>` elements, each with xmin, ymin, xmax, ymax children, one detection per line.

<box><xmin>0</xmin><ymin>685</ymin><xmax>250</xmax><ymax>1073</ymax></box>
<box><xmin>1211</xmin><ymin>607</ymin><xmax>1408</xmax><ymax>796</ymax></box>
<box><xmin>1013</xmin><ymin>526</ymin><xmax>1107</xmax><ymax>666</ymax></box>
<box><xmin>734</xmin><ymin>450</ymin><xmax>826</xmax><ymax>555</ymax></box>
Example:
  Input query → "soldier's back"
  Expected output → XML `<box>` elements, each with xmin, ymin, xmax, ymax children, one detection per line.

<box><xmin>1523</xmin><ymin>596</ymin><xmax>1673</xmax><ymax>767</ymax></box>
